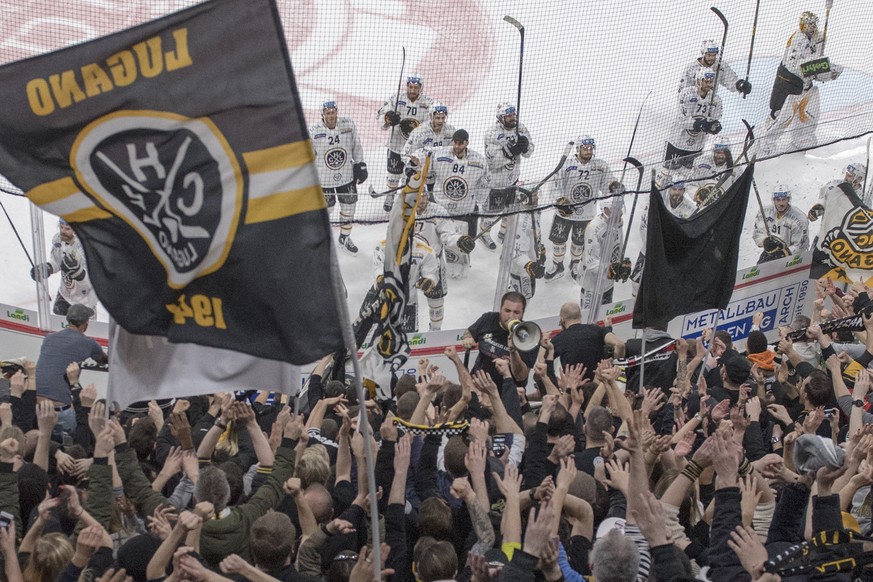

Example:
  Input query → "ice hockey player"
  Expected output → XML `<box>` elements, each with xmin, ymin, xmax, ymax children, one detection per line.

<box><xmin>573</xmin><ymin>201</ymin><xmax>623</xmax><ymax>310</ymax></box>
<box><xmin>310</xmin><ymin>98</ymin><xmax>367</xmax><ymax>255</ymax></box>
<box><xmin>372</xmin><ymin>195</ymin><xmax>472</xmax><ymax>331</ymax></box>
<box><xmin>677</xmin><ymin>39</ymin><xmax>750</xmax><ymax>96</ymax></box>
<box><xmin>689</xmin><ymin>143</ymin><xmax>736</xmax><ymax>207</ymax></box>
<box><xmin>761</xmin><ymin>11</ymin><xmax>843</xmax><ymax>153</ymax></box>
<box><xmin>402</xmin><ymin>101</ymin><xmax>456</xmax><ymax>191</ymax></box>
<box><xmin>377</xmin><ymin>73</ymin><xmax>434</xmax><ymax>211</ymax></box>
<box><xmin>753</xmin><ymin>185</ymin><xmax>810</xmax><ymax>264</ymax></box>
<box><xmin>30</xmin><ymin>219</ymin><xmax>98</xmax><ymax>316</ymax></box>
<box><xmin>628</xmin><ymin>178</ymin><xmax>694</xmax><ymax>296</ymax></box>
<box><xmin>429</xmin><ymin>129</ymin><xmax>490</xmax><ymax>279</ymax></box>
<box><xmin>545</xmin><ymin>135</ymin><xmax>621</xmax><ymax>281</ymax></box>
<box><xmin>507</xmin><ymin>193</ymin><xmax>546</xmax><ymax>300</ymax></box>
<box><xmin>482</xmin><ymin>102</ymin><xmax>534</xmax><ymax>249</ymax></box>
<box><xmin>665</xmin><ymin>68</ymin><xmax>723</xmax><ymax>170</ymax></box>
<box><xmin>808</xmin><ymin>163</ymin><xmax>867</xmax><ymax>222</ymax></box>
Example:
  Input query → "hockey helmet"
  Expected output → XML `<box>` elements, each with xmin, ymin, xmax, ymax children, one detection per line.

<box><xmin>406</xmin><ymin>73</ymin><xmax>424</xmax><ymax>86</ymax></box>
<box><xmin>846</xmin><ymin>163</ymin><xmax>867</xmax><ymax>186</ymax></box>
<box><xmin>714</xmin><ymin>142</ymin><xmax>730</xmax><ymax>151</ymax></box>
<box><xmin>576</xmin><ymin>135</ymin><xmax>596</xmax><ymax>149</ymax></box>
<box><xmin>321</xmin><ymin>98</ymin><xmax>338</xmax><ymax>124</ymax></box>
<box><xmin>496</xmin><ymin>102</ymin><xmax>517</xmax><ymax>121</ymax></box>
<box><xmin>696</xmin><ymin>67</ymin><xmax>716</xmax><ymax>84</ymax></box>
<box><xmin>799</xmin><ymin>11</ymin><xmax>818</xmax><ymax>34</ymax></box>
<box><xmin>669</xmin><ymin>176</ymin><xmax>686</xmax><ymax>190</ymax></box>
<box><xmin>772</xmin><ymin>184</ymin><xmax>791</xmax><ymax>199</ymax></box>
<box><xmin>431</xmin><ymin>101</ymin><xmax>448</xmax><ymax>119</ymax></box>
<box><xmin>700</xmin><ymin>39</ymin><xmax>719</xmax><ymax>56</ymax></box>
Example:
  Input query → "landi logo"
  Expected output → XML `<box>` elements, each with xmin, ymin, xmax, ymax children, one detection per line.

<box><xmin>6</xmin><ymin>309</ymin><xmax>29</xmax><ymax>322</ymax></box>
<box><xmin>785</xmin><ymin>255</ymin><xmax>803</xmax><ymax>267</ymax></box>
<box><xmin>409</xmin><ymin>334</ymin><xmax>426</xmax><ymax>346</ymax></box>
<box><xmin>742</xmin><ymin>266</ymin><xmax>760</xmax><ymax>280</ymax></box>
<box><xmin>606</xmin><ymin>303</ymin><xmax>626</xmax><ymax>316</ymax></box>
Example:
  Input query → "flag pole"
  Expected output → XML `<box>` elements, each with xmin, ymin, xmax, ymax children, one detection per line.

<box><xmin>328</xmin><ymin>240</ymin><xmax>382</xmax><ymax>576</ymax></box>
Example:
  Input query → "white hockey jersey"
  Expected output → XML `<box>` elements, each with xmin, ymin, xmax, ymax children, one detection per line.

<box><xmin>49</xmin><ymin>234</ymin><xmax>98</xmax><ymax>309</ymax></box>
<box><xmin>430</xmin><ymin>146</ymin><xmax>490</xmax><ymax>215</ymax></box>
<box><xmin>677</xmin><ymin>58</ymin><xmax>740</xmax><ymax>94</ymax></box>
<box><xmin>782</xmin><ymin>30</ymin><xmax>823</xmax><ymax>83</ymax></box>
<box><xmin>377</xmin><ymin>94</ymin><xmax>434</xmax><ymax>153</ymax></box>
<box><xmin>309</xmin><ymin>117</ymin><xmax>364</xmax><ymax>189</ymax></box>
<box><xmin>753</xmin><ymin>205</ymin><xmax>810</xmax><ymax>254</ymax></box>
<box><xmin>508</xmin><ymin>212</ymin><xmax>542</xmax><ymax>300</ymax></box>
<box><xmin>576</xmin><ymin>213</ymin><xmax>622</xmax><ymax>293</ymax></box>
<box><xmin>664</xmin><ymin>192</ymin><xmax>697</xmax><ymax>219</ymax></box>
<box><xmin>401</xmin><ymin>122</ymin><xmax>457</xmax><ymax>167</ymax></box>
<box><xmin>484</xmin><ymin>122</ymin><xmax>534</xmax><ymax>189</ymax></box>
<box><xmin>413</xmin><ymin>202</ymin><xmax>464</xmax><ymax>257</ymax></box>
<box><xmin>552</xmin><ymin>156</ymin><xmax>618</xmax><ymax>222</ymax></box>
<box><xmin>667</xmin><ymin>88</ymin><xmax>723</xmax><ymax>153</ymax></box>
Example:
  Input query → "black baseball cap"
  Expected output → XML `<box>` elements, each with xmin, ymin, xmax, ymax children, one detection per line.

<box><xmin>452</xmin><ymin>129</ymin><xmax>469</xmax><ymax>142</ymax></box>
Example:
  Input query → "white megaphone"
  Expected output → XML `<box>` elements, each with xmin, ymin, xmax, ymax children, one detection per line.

<box><xmin>507</xmin><ymin>320</ymin><xmax>542</xmax><ymax>352</ymax></box>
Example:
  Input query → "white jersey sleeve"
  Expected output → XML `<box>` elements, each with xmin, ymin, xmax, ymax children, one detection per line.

<box><xmin>782</xmin><ymin>31</ymin><xmax>821</xmax><ymax>78</ymax></box>
<box><xmin>378</xmin><ymin>94</ymin><xmax>434</xmax><ymax>153</ymax></box>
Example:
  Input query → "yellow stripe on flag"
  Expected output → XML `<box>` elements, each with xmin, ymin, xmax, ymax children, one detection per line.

<box><xmin>245</xmin><ymin>184</ymin><xmax>326</xmax><ymax>224</ymax></box>
<box><xmin>26</xmin><ymin>177</ymin><xmax>111</xmax><ymax>222</ymax></box>
<box><xmin>243</xmin><ymin>141</ymin><xmax>326</xmax><ymax>224</ymax></box>
<box><xmin>243</xmin><ymin>142</ymin><xmax>314</xmax><ymax>174</ymax></box>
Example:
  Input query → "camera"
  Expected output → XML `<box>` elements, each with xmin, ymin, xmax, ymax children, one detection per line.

<box><xmin>0</xmin><ymin>511</ymin><xmax>13</xmax><ymax>530</ymax></box>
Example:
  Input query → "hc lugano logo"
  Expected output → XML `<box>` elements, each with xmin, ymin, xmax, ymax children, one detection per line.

<box><xmin>324</xmin><ymin>147</ymin><xmax>347</xmax><ymax>170</ymax></box>
<box><xmin>571</xmin><ymin>183</ymin><xmax>592</xmax><ymax>203</ymax></box>
<box><xmin>71</xmin><ymin>111</ymin><xmax>242</xmax><ymax>289</ymax></box>
<box><xmin>444</xmin><ymin>177</ymin><xmax>468</xmax><ymax>201</ymax></box>
<box><xmin>821</xmin><ymin>206</ymin><xmax>873</xmax><ymax>270</ymax></box>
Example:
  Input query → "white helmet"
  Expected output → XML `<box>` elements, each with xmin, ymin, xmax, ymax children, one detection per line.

<box><xmin>431</xmin><ymin>101</ymin><xmax>448</xmax><ymax>120</ymax></box>
<box><xmin>407</xmin><ymin>73</ymin><xmax>424</xmax><ymax>86</ymax></box>
<box><xmin>700</xmin><ymin>39</ymin><xmax>719</xmax><ymax>56</ymax></box>
<box><xmin>846</xmin><ymin>163</ymin><xmax>867</xmax><ymax>186</ymax></box>
<box><xmin>669</xmin><ymin>176</ymin><xmax>686</xmax><ymax>190</ymax></box>
<box><xmin>696</xmin><ymin>67</ymin><xmax>716</xmax><ymax>84</ymax></box>
<box><xmin>576</xmin><ymin>135</ymin><xmax>596</xmax><ymax>149</ymax></box>
<box><xmin>772</xmin><ymin>184</ymin><xmax>791</xmax><ymax>199</ymax></box>
<box><xmin>496</xmin><ymin>102</ymin><xmax>517</xmax><ymax>121</ymax></box>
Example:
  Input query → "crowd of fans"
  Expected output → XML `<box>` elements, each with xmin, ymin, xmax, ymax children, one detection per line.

<box><xmin>1</xmin><ymin>278</ymin><xmax>873</xmax><ymax>582</ymax></box>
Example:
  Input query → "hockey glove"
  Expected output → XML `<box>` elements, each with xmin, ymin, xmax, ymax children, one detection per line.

<box><xmin>555</xmin><ymin>196</ymin><xmax>573</xmax><ymax>217</ymax></box>
<box><xmin>507</xmin><ymin>142</ymin><xmax>524</xmax><ymax>157</ymax></box>
<box><xmin>705</xmin><ymin>120</ymin><xmax>723</xmax><ymax>135</ymax></box>
<box><xmin>608</xmin><ymin>181</ymin><xmax>625</xmax><ymax>195</ymax></box>
<box><xmin>735</xmin><ymin>79</ymin><xmax>752</xmax><ymax>95</ymax></box>
<box><xmin>607</xmin><ymin>261</ymin><xmax>621</xmax><ymax>281</ymax></box>
<box><xmin>457</xmin><ymin>235</ymin><xmax>476</xmax><ymax>254</ymax></box>
<box><xmin>62</xmin><ymin>253</ymin><xmax>86</xmax><ymax>281</ymax></box>
<box><xmin>353</xmin><ymin>162</ymin><xmax>368</xmax><ymax>184</ymax></box>
<box><xmin>692</xmin><ymin>118</ymin><xmax>707</xmax><ymax>132</ymax></box>
<box><xmin>763</xmin><ymin>237</ymin><xmax>788</xmax><ymax>257</ymax></box>
<box><xmin>525</xmin><ymin>261</ymin><xmax>545</xmax><ymax>279</ymax></box>
<box><xmin>807</xmin><ymin>204</ymin><xmax>825</xmax><ymax>222</ymax></box>
<box><xmin>416</xmin><ymin>277</ymin><xmax>438</xmax><ymax>298</ymax></box>
<box><xmin>515</xmin><ymin>134</ymin><xmax>530</xmax><ymax>154</ymax></box>
<box><xmin>384</xmin><ymin>110</ymin><xmax>401</xmax><ymax>126</ymax></box>
<box><xmin>30</xmin><ymin>262</ymin><xmax>53</xmax><ymax>281</ymax></box>
<box><xmin>404</xmin><ymin>165</ymin><xmax>417</xmax><ymax>178</ymax></box>
<box><xmin>618</xmin><ymin>257</ymin><xmax>633</xmax><ymax>282</ymax></box>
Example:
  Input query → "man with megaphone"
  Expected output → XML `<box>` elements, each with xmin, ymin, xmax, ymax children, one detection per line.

<box><xmin>461</xmin><ymin>291</ymin><xmax>541</xmax><ymax>387</ymax></box>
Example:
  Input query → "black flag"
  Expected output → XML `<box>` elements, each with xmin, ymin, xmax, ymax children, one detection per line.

<box><xmin>632</xmin><ymin>165</ymin><xmax>754</xmax><ymax>328</ymax></box>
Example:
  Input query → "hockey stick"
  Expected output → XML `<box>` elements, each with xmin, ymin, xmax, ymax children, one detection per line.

<box><xmin>388</xmin><ymin>47</ymin><xmax>406</xmax><ymax>144</ymax></box>
<box><xmin>616</xmin><ymin>156</ymin><xmax>645</xmax><ymax>276</ymax></box>
<box><xmin>821</xmin><ymin>0</ymin><xmax>833</xmax><ymax>54</ymax></box>
<box><xmin>742</xmin><ymin>0</ymin><xmax>761</xmax><ymax>99</ymax></box>
<box><xmin>368</xmin><ymin>183</ymin><xmax>407</xmax><ymax>198</ymax></box>
<box><xmin>750</xmin><ymin>175</ymin><xmax>772</xmax><ymax>252</ymax></box>
<box><xmin>469</xmin><ymin>141</ymin><xmax>575</xmax><ymax>246</ymax></box>
<box><xmin>710</xmin><ymin>7</ymin><xmax>729</xmax><ymax>105</ymax></box>
<box><xmin>504</xmin><ymin>16</ymin><xmax>524</xmax><ymax>126</ymax></box>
